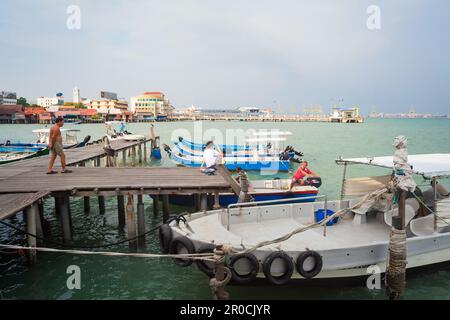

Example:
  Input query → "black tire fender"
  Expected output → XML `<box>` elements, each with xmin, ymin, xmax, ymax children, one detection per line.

<box><xmin>229</xmin><ymin>253</ymin><xmax>260</xmax><ymax>284</ymax></box>
<box><xmin>158</xmin><ymin>224</ymin><xmax>172</xmax><ymax>254</ymax></box>
<box><xmin>169</xmin><ymin>236</ymin><xmax>195</xmax><ymax>267</ymax></box>
<box><xmin>296</xmin><ymin>250</ymin><xmax>323</xmax><ymax>279</ymax></box>
<box><xmin>195</xmin><ymin>244</ymin><xmax>216</xmax><ymax>278</ymax></box>
<box><xmin>262</xmin><ymin>251</ymin><xmax>294</xmax><ymax>285</ymax></box>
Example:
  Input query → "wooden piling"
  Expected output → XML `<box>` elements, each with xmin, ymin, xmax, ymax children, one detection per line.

<box><xmin>143</xmin><ymin>142</ymin><xmax>147</xmax><ymax>162</ymax></box>
<box><xmin>117</xmin><ymin>195</ymin><xmax>125</xmax><ymax>228</ymax></box>
<box><xmin>126</xmin><ymin>194</ymin><xmax>137</xmax><ymax>250</ymax></box>
<box><xmin>138</xmin><ymin>143</ymin><xmax>142</xmax><ymax>164</ymax></box>
<box><xmin>132</xmin><ymin>147</ymin><xmax>136</xmax><ymax>165</ymax></box>
<box><xmin>122</xmin><ymin>150</ymin><xmax>127</xmax><ymax>166</ymax></box>
<box><xmin>98</xmin><ymin>196</ymin><xmax>105</xmax><ymax>215</ymax></box>
<box><xmin>82</xmin><ymin>196</ymin><xmax>89</xmax><ymax>214</ymax></box>
<box><xmin>25</xmin><ymin>203</ymin><xmax>38</xmax><ymax>264</ymax></box>
<box><xmin>152</xmin><ymin>195</ymin><xmax>159</xmax><ymax>216</ymax></box>
<box><xmin>213</xmin><ymin>192</ymin><xmax>221</xmax><ymax>209</ymax></box>
<box><xmin>95</xmin><ymin>157</ymin><xmax>101</xmax><ymax>167</ymax></box>
<box><xmin>200</xmin><ymin>193</ymin><xmax>208</xmax><ymax>211</ymax></box>
<box><xmin>137</xmin><ymin>194</ymin><xmax>146</xmax><ymax>248</ymax></box>
<box><xmin>162</xmin><ymin>194</ymin><xmax>170</xmax><ymax>223</ymax></box>
<box><xmin>54</xmin><ymin>196</ymin><xmax>62</xmax><ymax>216</ymax></box>
<box><xmin>58</xmin><ymin>195</ymin><xmax>72</xmax><ymax>244</ymax></box>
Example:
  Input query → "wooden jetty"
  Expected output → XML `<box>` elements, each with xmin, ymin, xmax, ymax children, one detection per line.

<box><xmin>0</xmin><ymin>136</ymin><xmax>235</xmax><ymax>264</ymax></box>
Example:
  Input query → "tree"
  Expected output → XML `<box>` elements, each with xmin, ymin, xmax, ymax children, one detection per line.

<box><xmin>17</xmin><ymin>97</ymin><xmax>29</xmax><ymax>107</ymax></box>
<box><xmin>74</xmin><ymin>102</ymin><xmax>86</xmax><ymax>109</ymax></box>
<box><xmin>64</xmin><ymin>102</ymin><xmax>75</xmax><ymax>106</ymax></box>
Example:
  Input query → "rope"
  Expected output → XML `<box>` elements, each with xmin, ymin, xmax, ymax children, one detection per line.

<box><xmin>0</xmin><ymin>244</ymin><xmax>216</xmax><ymax>262</ymax></box>
<box><xmin>0</xmin><ymin>219</ymin><xmax>162</xmax><ymax>249</ymax></box>
<box><xmin>410</xmin><ymin>192</ymin><xmax>450</xmax><ymax>226</ymax></box>
<box><xmin>385</xmin><ymin>227</ymin><xmax>407</xmax><ymax>299</ymax></box>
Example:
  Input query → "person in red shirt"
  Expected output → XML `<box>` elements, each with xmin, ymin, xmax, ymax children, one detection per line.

<box><xmin>290</xmin><ymin>161</ymin><xmax>318</xmax><ymax>190</ymax></box>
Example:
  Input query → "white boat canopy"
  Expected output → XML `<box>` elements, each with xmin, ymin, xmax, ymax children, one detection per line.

<box><xmin>251</xmin><ymin>131</ymin><xmax>292</xmax><ymax>136</ymax></box>
<box><xmin>337</xmin><ymin>153</ymin><xmax>450</xmax><ymax>179</ymax></box>
<box><xmin>245</xmin><ymin>137</ymin><xmax>287</xmax><ymax>143</ymax></box>
<box><xmin>32</xmin><ymin>128</ymin><xmax>81</xmax><ymax>133</ymax></box>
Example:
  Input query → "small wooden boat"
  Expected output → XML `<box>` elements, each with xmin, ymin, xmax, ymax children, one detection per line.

<box><xmin>161</xmin><ymin>152</ymin><xmax>450</xmax><ymax>284</ymax></box>
<box><xmin>164</xmin><ymin>144</ymin><xmax>291</xmax><ymax>171</ymax></box>
<box><xmin>169</xmin><ymin>178</ymin><xmax>319</xmax><ymax>207</ymax></box>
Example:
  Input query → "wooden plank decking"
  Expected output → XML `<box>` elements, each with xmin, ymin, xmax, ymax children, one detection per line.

<box><xmin>0</xmin><ymin>191</ymin><xmax>50</xmax><ymax>220</ymax></box>
<box><xmin>3</xmin><ymin>139</ymin><xmax>150</xmax><ymax>167</ymax></box>
<box><xmin>0</xmin><ymin>167</ymin><xmax>232</xmax><ymax>195</ymax></box>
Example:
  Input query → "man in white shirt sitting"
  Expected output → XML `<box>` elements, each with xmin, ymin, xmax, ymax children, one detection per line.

<box><xmin>200</xmin><ymin>141</ymin><xmax>223</xmax><ymax>174</ymax></box>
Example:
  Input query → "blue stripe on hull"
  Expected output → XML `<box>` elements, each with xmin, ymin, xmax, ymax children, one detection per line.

<box><xmin>169</xmin><ymin>192</ymin><xmax>318</xmax><ymax>207</ymax></box>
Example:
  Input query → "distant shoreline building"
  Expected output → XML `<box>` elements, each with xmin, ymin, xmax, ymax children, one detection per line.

<box><xmin>73</xmin><ymin>87</ymin><xmax>81</xmax><ymax>104</ymax></box>
<box><xmin>0</xmin><ymin>91</ymin><xmax>18</xmax><ymax>105</ymax></box>
<box><xmin>130</xmin><ymin>92</ymin><xmax>174</xmax><ymax>120</ymax></box>
<box><xmin>37</xmin><ymin>93</ymin><xmax>64</xmax><ymax>109</ymax></box>
<box><xmin>329</xmin><ymin>107</ymin><xmax>363</xmax><ymax>123</ymax></box>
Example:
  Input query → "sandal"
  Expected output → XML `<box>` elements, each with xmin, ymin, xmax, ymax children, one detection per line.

<box><xmin>46</xmin><ymin>171</ymin><xmax>58</xmax><ymax>174</ymax></box>
<box><xmin>61</xmin><ymin>169</ymin><xmax>73</xmax><ymax>174</ymax></box>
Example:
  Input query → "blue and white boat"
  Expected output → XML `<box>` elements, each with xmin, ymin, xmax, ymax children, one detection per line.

<box><xmin>0</xmin><ymin>145</ymin><xmax>49</xmax><ymax>165</ymax></box>
<box><xmin>169</xmin><ymin>178</ymin><xmax>319</xmax><ymax>207</ymax></box>
<box><xmin>164</xmin><ymin>144</ymin><xmax>291</xmax><ymax>171</ymax></box>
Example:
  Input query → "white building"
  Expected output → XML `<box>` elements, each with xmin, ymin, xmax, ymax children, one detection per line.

<box><xmin>73</xmin><ymin>87</ymin><xmax>81</xmax><ymax>104</ymax></box>
<box><xmin>37</xmin><ymin>96</ymin><xmax>64</xmax><ymax>108</ymax></box>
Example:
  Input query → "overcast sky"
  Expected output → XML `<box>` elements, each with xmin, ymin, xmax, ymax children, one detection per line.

<box><xmin>1</xmin><ymin>0</ymin><xmax>449</xmax><ymax>114</ymax></box>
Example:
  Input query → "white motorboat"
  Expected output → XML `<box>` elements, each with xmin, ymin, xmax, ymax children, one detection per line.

<box><xmin>32</xmin><ymin>128</ymin><xmax>90</xmax><ymax>149</ymax></box>
<box><xmin>161</xmin><ymin>152</ymin><xmax>450</xmax><ymax>284</ymax></box>
<box><xmin>104</xmin><ymin>121</ymin><xmax>145</xmax><ymax>141</ymax></box>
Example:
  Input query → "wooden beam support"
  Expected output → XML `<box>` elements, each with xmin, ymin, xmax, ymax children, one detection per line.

<box><xmin>98</xmin><ymin>196</ymin><xmax>105</xmax><ymax>215</ymax></box>
<box><xmin>126</xmin><ymin>194</ymin><xmax>137</xmax><ymax>250</ymax></box>
<box><xmin>137</xmin><ymin>194</ymin><xmax>146</xmax><ymax>248</ymax></box>
<box><xmin>25</xmin><ymin>203</ymin><xmax>38</xmax><ymax>264</ymax></box>
<box><xmin>162</xmin><ymin>194</ymin><xmax>170</xmax><ymax>223</ymax></box>
<box><xmin>117</xmin><ymin>195</ymin><xmax>125</xmax><ymax>228</ymax></box>
<box><xmin>83</xmin><ymin>196</ymin><xmax>90</xmax><ymax>214</ymax></box>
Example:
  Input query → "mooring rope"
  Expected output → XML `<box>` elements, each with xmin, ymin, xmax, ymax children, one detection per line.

<box><xmin>385</xmin><ymin>227</ymin><xmax>407</xmax><ymax>299</ymax></box>
<box><xmin>0</xmin><ymin>244</ymin><xmax>216</xmax><ymax>262</ymax></box>
<box><xmin>411</xmin><ymin>192</ymin><xmax>450</xmax><ymax>226</ymax></box>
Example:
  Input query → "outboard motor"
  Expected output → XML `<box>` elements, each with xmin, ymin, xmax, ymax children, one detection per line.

<box><xmin>163</xmin><ymin>144</ymin><xmax>172</xmax><ymax>155</ymax></box>
<box><xmin>305</xmin><ymin>177</ymin><xmax>322</xmax><ymax>188</ymax></box>
<box><xmin>81</xmin><ymin>135</ymin><xmax>91</xmax><ymax>147</ymax></box>
<box><xmin>178</xmin><ymin>137</ymin><xmax>183</xmax><ymax>142</ymax></box>
<box><xmin>290</xmin><ymin>157</ymin><xmax>302</xmax><ymax>164</ymax></box>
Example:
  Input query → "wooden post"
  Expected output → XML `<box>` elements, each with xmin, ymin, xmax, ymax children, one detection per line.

<box><xmin>143</xmin><ymin>141</ymin><xmax>147</xmax><ymax>161</ymax></box>
<box><xmin>95</xmin><ymin>157</ymin><xmax>101</xmax><ymax>167</ymax></box>
<box><xmin>126</xmin><ymin>194</ymin><xmax>137</xmax><ymax>250</ymax></box>
<box><xmin>122</xmin><ymin>150</ymin><xmax>127</xmax><ymax>166</ymax></box>
<box><xmin>117</xmin><ymin>195</ymin><xmax>125</xmax><ymax>228</ymax></box>
<box><xmin>194</xmin><ymin>194</ymin><xmax>200</xmax><ymax>211</ymax></box>
<box><xmin>213</xmin><ymin>259</ymin><xmax>229</xmax><ymax>300</ymax></box>
<box><xmin>132</xmin><ymin>146</ymin><xmax>136</xmax><ymax>165</ymax></box>
<box><xmin>138</xmin><ymin>143</ymin><xmax>142</xmax><ymax>164</ymax></box>
<box><xmin>162</xmin><ymin>194</ymin><xmax>170</xmax><ymax>223</ymax></box>
<box><xmin>200</xmin><ymin>193</ymin><xmax>208</xmax><ymax>211</ymax></box>
<box><xmin>137</xmin><ymin>194</ymin><xmax>146</xmax><ymax>248</ymax></box>
<box><xmin>35</xmin><ymin>204</ymin><xmax>44</xmax><ymax>244</ymax></box>
<box><xmin>213</xmin><ymin>192</ymin><xmax>221</xmax><ymax>209</ymax></box>
<box><xmin>25</xmin><ymin>203</ymin><xmax>38</xmax><ymax>264</ymax></box>
<box><xmin>84</xmin><ymin>196</ymin><xmax>90</xmax><ymax>214</ymax></box>
<box><xmin>152</xmin><ymin>195</ymin><xmax>159</xmax><ymax>216</ymax></box>
<box><xmin>58</xmin><ymin>195</ymin><xmax>72</xmax><ymax>244</ymax></box>
<box><xmin>54</xmin><ymin>196</ymin><xmax>62</xmax><ymax>216</ymax></box>
<box><xmin>98</xmin><ymin>196</ymin><xmax>105</xmax><ymax>215</ymax></box>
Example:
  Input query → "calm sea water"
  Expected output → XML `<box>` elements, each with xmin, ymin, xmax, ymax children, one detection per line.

<box><xmin>0</xmin><ymin>118</ymin><xmax>449</xmax><ymax>299</ymax></box>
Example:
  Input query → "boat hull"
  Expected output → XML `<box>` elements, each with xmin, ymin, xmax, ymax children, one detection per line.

<box><xmin>169</xmin><ymin>190</ymin><xmax>318</xmax><ymax>207</ymax></box>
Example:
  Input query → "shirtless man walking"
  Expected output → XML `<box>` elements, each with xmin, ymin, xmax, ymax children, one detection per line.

<box><xmin>47</xmin><ymin>117</ymin><xmax>71</xmax><ymax>174</ymax></box>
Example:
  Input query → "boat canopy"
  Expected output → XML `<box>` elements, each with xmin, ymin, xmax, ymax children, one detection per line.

<box><xmin>336</xmin><ymin>153</ymin><xmax>450</xmax><ymax>179</ymax></box>
<box><xmin>245</xmin><ymin>137</ymin><xmax>287</xmax><ymax>143</ymax></box>
<box><xmin>32</xmin><ymin>128</ymin><xmax>81</xmax><ymax>133</ymax></box>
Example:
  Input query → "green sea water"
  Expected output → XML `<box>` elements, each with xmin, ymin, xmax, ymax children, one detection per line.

<box><xmin>0</xmin><ymin>118</ymin><xmax>449</xmax><ymax>299</ymax></box>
